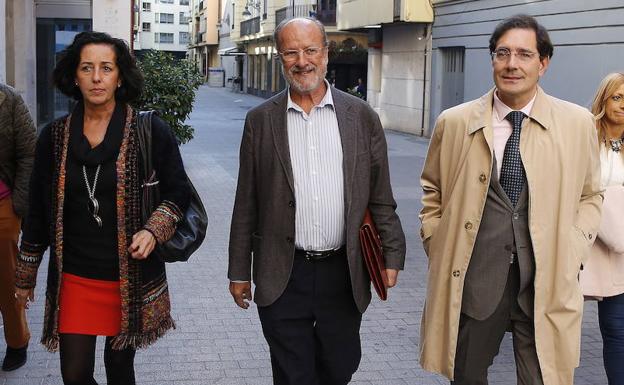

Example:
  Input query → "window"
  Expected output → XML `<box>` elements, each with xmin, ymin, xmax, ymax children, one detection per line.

<box><xmin>155</xmin><ymin>13</ymin><xmax>174</xmax><ymax>24</ymax></box>
<box><xmin>179</xmin><ymin>0</ymin><xmax>189</xmax><ymax>4</ymax></box>
<box><xmin>179</xmin><ymin>12</ymin><xmax>190</xmax><ymax>24</ymax></box>
<box><xmin>142</xmin><ymin>2</ymin><xmax>151</xmax><ymax>11</ymax></box>
<box><xmin>142</xmin><ymin>22</ymin><xmax>151</xmax><ymax>32</ymax></box>
<box><xmin>157</xmin><ymin>0</ymin><xmax>174</xmax><ymax>4</ymax></box>
<box><xmin>179</xmin><ymin>32</ymin><xmax>190</xmax><ymax>44</ymax></box>
<box><xmin>231</xmin><ymin>3</ymin><xmax>235</xmax><ymax>30</ymax></box>
<box><xmin>155</xmin><ymin>33</ymin><xmax>174</xmax><ymax>43</ymax></box>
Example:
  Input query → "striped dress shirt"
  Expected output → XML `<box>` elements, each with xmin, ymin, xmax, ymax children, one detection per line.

<box><xmin>287</xmin><ymin>85</ymin><xmax>345</xmax><ymax>251</ymax></box>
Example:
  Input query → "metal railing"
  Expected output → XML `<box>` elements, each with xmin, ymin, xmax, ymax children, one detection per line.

<box><xmin>315</xmin><ymin>8</ymin><xmax>336</xmax><ymax>25</ymax></box>
<box><xmin>240</xmin><ymin>16</ymin><xmax>261</xmax><ymax>36</ymax></box>
<box><xmin>275</xmin><ymin>4</ymin><xmax>325</xmax><ymax>27</ymax></box>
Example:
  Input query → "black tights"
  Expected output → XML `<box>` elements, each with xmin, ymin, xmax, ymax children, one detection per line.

<box><xmin>59</xmin><ymin>334</ymin><xmax>136</xmax><ymax>385</ymax></box>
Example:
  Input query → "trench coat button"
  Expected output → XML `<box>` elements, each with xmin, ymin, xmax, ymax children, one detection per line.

<box><xmin>286</xmin><ymin>236</ymin><xmax>293</xmax><ymax>244</ymax></box>
<box><xmin>464</xmin><ymin>221</ymin><xmax>473</xmax><ymax>230</ymax></box>
<box><xmin>479</xmin><ymin>173</ymin><xmax>487</xmax><ymax>183</ymax></box>
<box><xmin>288</xmin><ymin>201</ymin><xmax>295</xmax><ymax>208</ymax></box>
<box><xmin>420</xmin><ymin>229</ymin><xmax>425</xmax><ymax>238</ymax></box>
<box><xmin>513</xmin><ymin>213</ymin><xmax>519</xmax><ymax>220</ymax></box>
<box><xmin>452</xmin><ymin>270</ymin><xmax>460</xmax><ymax>277</ymax></box>
<box><xmin>589</xmin><ymin>234</ymin><xmax>593</xmax><ymax>240</ymax></box>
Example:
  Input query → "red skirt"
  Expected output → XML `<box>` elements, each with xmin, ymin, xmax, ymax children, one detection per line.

<box><xmin>58</xmin><ymin>273</ymin><xmax>121</xmax><ymax>336</ymax></box>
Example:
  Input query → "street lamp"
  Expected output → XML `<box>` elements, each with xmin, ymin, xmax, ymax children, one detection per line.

<box><xmin>242</xmin><ymin>0</ymin><xmax>261</xmax><ymax>19</ymax></box>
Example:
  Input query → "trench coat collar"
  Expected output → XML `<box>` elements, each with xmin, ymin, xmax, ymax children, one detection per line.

<box><xmin>468</xmin><ymin>86</ymin><xmax>553</xmax><ymax>135</ymax></box>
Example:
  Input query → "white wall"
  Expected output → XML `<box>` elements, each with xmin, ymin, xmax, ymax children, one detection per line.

<box><xmin>92</xmin><ymin>0</ymin><xmax>132</xmax><ymax>43</ymax></box>
<box><xmin>376</xmin><ymin>23</ymin><xmax>429</xmax><ymax>135</ymax></box>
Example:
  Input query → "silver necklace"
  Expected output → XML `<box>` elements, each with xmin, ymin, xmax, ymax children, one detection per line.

<box><xmin>82</xmin><ymin>165</ymin><xmax>102</xmax><ymax>227</ymax></box>
<box><xmin>608</xmin><ymin>138</ymin><xmax>623</xmax><ymax>153</ymax></box>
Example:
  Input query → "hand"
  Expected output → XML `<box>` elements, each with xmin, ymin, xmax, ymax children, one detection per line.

<box><xmin>229</xmin><ymin>281</ymin><xmax>252</xmax><ymax>309</ymax></box>
<box><xmin>128</xmin><ymin>230</ymin><xmax>157</xmax><ymax>259</ymax></box>
<box><xmin>385</xmin><ymin>268</ymin><xmax>399</xmax><ymax>288</ymax></box>
<box><xmin>15</xmin><ymin>287</ymin><xmax>34</xmax><ymax>309</ymax></box>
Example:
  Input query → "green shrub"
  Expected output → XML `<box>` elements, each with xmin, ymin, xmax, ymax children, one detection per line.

<box><xmin>135</xmin><ymin>50</ymin><xmax>203</xmax><ymax>144</ymax></box>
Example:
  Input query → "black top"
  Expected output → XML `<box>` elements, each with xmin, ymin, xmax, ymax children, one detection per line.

<box><xmin>63</xmin><ymin>102</ymin><xmax>124</xmax><ymax>281</ymax></box>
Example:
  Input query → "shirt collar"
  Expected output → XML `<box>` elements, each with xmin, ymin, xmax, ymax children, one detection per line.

<box><xmin>493</xmin><ymin>90</ymin><xmax>536</xmax><ymax>122</ymax></box>
<box><xmin>287</xmin><ymin>80</ymin><xmax>334</xmax><ymax>113</ymax></box>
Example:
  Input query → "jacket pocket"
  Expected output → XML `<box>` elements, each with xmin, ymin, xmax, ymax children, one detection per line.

<box><xmin>569</xmin><ymin>227</ymin><xmax>590</xmax><ymax>276</ymax></box>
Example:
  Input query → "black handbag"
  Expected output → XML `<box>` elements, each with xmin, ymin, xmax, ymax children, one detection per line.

<box><xmin>136</xmin><ymin>111</ymin><xmax>207</xmax><ymax>262</ymax></box>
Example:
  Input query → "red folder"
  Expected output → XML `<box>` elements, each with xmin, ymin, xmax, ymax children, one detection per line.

<box><xmin>359</xmin><ymin>208</ymin><xmax>389</xmax><ymax>300</ymax></box>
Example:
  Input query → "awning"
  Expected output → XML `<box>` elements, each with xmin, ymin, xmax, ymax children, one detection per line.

<box><xmin>218</xmin><ymin>47</ymin><xmax>245</xmax><ymax>56</ymax></box>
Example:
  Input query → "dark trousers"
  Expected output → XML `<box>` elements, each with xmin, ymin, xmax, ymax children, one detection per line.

<box><xmin>258</xmin><ymin>250</ymin><xmax>362</xmax><ymax>385</ymax></box>
<box><xmin>599</xmin><ymin>292</ymin><xmax>624</xmax><ymax>385</ymax></box>
<box><xmin>0</xmin><ymin>197</ymin><xmax>30</xmax><ymax>349</ymax></box>
<box><xmin>453</xmin><ymin>263</ymin><xmax>543</xmax><ymax>385</ymax></box>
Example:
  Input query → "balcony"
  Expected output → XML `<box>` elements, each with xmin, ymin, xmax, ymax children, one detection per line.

<box><xmin>275</xmin><ymin>3</ymin><xmax>335</xmax><ymax>27</ymax></box>
<box><xmin>315</xmin><ymin>8</ymin><xmax>336</xmax><ymax>26</ymax></box>
<box><xmin>240</xmin><ymin>16</ymin><xmax>260</xmax><ymax>36</ymax></box>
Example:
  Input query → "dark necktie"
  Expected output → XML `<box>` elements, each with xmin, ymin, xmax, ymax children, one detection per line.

<box><xmin>500</xmin><ymin>111</ymin><xmax>526</xmax><ymax>206</ymax></box>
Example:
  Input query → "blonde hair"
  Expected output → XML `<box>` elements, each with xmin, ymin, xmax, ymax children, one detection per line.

<box><xmin>591</xmin><ymin>72</ymin><xmax>624</xmax><ymax>146</ymax></box>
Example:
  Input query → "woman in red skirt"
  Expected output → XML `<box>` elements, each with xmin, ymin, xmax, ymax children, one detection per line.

<box><xmin>13</xmin><ymin>31</ymin><xmax>190</xmax><ymax>384</ymax></box>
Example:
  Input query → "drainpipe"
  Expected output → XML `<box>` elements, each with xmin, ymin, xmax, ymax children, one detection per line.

<box><xmin>420</xmin><ymin>24</ymin><xmax>430</xmax><ymax>137</ymax></box>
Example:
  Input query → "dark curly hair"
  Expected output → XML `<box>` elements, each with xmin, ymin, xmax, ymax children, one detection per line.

<box><xmin>489</xmin><ymin>14</ymin><xmax>554</xmax><ymax>59</ymax></box>
<box><xmin>53</xmin><ymin>31</ymin><xmax>143</xmax><ymax>103</ymax></box>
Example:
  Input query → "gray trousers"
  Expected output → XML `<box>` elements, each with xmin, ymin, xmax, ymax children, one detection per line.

<box><xmin>452</xmin><ymin>262</ymin><xmax>544</xmax><ymax>385</ymax></box>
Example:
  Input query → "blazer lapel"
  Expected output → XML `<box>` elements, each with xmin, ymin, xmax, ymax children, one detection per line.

<box><xmin>332</xmin><ymin>89</ymin><xmax>357</xmax><ymax>214</ymax></box>
<box><xmin>270</xmin><ymin>90</ymin><xmax>295</xmax><ymax>194</ymax></box>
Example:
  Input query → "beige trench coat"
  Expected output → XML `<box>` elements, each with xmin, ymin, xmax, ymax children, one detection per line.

<box><xmin>419</xmin><ymin>87</ymin><xmax>603</xmax><ymax>385</ymax></box>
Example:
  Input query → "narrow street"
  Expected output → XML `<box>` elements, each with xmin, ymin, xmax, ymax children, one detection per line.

<box><xmin>0</xmin><ymin>85</ymin><xmax>606</xmax><ymax>384</ymax></box>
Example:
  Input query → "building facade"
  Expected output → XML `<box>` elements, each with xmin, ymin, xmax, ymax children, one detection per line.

<box><xmin>429</xmin><ymin>0</ymin><xmax>624</xmax><ymax>136</ymax></box>
<box><xmin>217</xmin><ymin>0</ymin><xmax>243</xmax><ymax>90</ymax></box>
<box><xmin>135</xmin><ymin>0</ymin><xmax>192</xmax><ymax>59</ymax></box>
<box><xmin>188</xmin><ymin>0</ymin><xmax>220</xmax><ymax>83</ymax></box>
<box><xmin>2</xmin><ymin>0</ymin><xmax>37</xmax><ymax>117</ymax></box>
<box><xmin>337</xmin><ymin>0</ymin><xmax>434</xmax><ymax>135</ymax></box>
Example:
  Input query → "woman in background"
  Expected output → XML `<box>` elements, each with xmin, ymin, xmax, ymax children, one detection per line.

<box><xmin>14</xmin><ymin>31</ymin><xmax>190</xmax><ymax>384</ymax></box>
<box><xmin>581</xmin><ymin>72</ymin><xmax>624</xmax><ymax>385</ymax></box>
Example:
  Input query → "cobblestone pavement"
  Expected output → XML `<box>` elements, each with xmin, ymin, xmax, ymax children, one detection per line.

<box><xmin>1</xmin><ymin>85</ymin><xmax>606</xmax><ymax>384</ymax></box>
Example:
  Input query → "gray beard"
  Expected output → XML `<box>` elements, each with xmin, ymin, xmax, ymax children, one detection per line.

<box><xmin>282</xmin><ymin>65</ymin><xmax>328</xmax><ymax>94</ymax></box>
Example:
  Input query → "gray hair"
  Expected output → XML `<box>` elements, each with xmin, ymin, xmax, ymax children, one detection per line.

<box><xmin>273</xmin><ymin>17</ymin><xmax>329</xmax><ymax>52</ymax></box>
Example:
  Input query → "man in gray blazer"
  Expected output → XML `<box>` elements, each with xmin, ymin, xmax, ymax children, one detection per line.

<box><xmin>228</xmin><ymin>17</ymin><xmax>406</xmax><ymax>385</ymax></box>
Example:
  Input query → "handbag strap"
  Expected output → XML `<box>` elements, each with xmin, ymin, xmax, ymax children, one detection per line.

<box><xmin>137</xmin><ymin>111</ymin><xmax>154</xmax><ymax>178</ymax></box>
<box><xmin>137</xmin><ymin>111</ymin><xmax>158</xmax><ymax>224</ymax></box>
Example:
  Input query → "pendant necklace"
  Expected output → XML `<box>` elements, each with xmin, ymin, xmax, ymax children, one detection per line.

<box><xmin>608</xmin><ymin>137</ymin><xmax>623</xmax><ymax>153</ymax></box>
<box><xmin>82</xmin><ymin>165</ymin><xmax>103</xmax><ymax>227</ymax></box>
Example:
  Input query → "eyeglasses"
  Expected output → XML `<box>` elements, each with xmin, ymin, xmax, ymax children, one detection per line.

<box><xmin>491</xmin><ymin>48</ymin><xmax>539</xmax><ymax>62</ymax></box>
<box><xmin>279</xmin><ymin>46</ymin><xmax>326</xmax><ymax>62</ymax></box>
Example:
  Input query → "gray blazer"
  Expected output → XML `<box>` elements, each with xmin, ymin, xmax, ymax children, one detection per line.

<box><xmin>228</xmin><ymin>87</ymin><xmax>406</xmax><ymax>313</ymax></box>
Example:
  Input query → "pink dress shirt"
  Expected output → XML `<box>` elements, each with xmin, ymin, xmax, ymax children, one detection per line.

<box><xmin>0</xmin><ymin>179</ymin><xmax>10</xmax><ymax>200</ymax></box>
<box><xmin>492</xmin><ymin>91</ymin><xmax>537</xmax><ymax>178</ymax></box>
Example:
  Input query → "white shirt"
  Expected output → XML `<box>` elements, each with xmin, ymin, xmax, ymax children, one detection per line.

<box><xmin>492</xmin><ymin>91</ymin><xmax>537</xmax><ymax>178</ymax></box>
<box><xmin>287</xmin><ymin>83</ymin><xmax>345</xmax><ymax>250</ymax></box>
<box><xmin>600</xmin><ymin>146</ymin><xmax>624</xmax><ymax>188</ymax></box>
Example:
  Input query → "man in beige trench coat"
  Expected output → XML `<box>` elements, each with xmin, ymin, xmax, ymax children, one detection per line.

<box><xmin>419</xmin><ymin>15</ymin><xmax>602</xmax><ymax>385</ymax></box>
